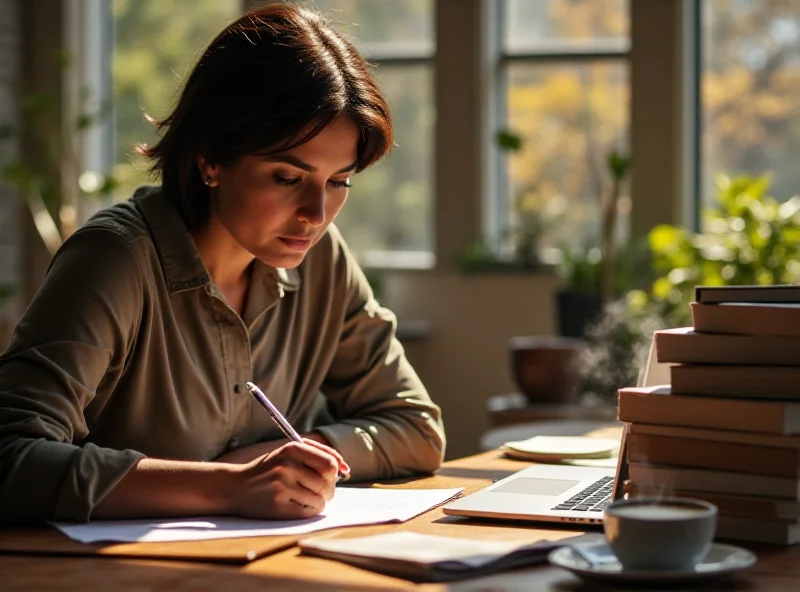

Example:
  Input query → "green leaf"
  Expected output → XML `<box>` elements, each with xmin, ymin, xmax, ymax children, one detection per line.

<box><xmin>495</xmin><ymin>129</ymin><xmax>524</xmax><ymax>153</ymax></box>
<box><xmin>648</xmin><ymin>224</ymin><xmax>684</xmax><ymax>252</ymax></box>
<box><xmin>76</xmin><ymin>113</ymin><xmax>94</xmax><ymax>130</ymax></box>
<box><xmin>607</xmin><ymin>150</ymin><xmax>633</xmax><ymax>180</ymax></box>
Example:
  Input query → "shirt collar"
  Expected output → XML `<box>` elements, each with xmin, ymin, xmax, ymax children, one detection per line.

<box><xmin>132</xmin><ymin>185</ymin><xmax>302</xmax><ymax>295</ymax></box>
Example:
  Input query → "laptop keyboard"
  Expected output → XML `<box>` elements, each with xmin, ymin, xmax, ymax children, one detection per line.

<box><xmin>551</xmin><ymin>476</ymin><xmax>614</xmax><ymax>512</ymax></box>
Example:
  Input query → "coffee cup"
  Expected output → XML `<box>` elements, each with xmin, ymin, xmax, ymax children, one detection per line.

<box><xmin>603</xmin><ymin>497</ymin><xmax>717</xmax><ymax>571</ymax></box>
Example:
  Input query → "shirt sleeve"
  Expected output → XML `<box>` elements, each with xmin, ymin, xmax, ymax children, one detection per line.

<box><xmin>0</xmin><ymin>229</ymin><xmax>145</xmax><ymax>524</ymax></box>
<box><xmin>316</xmin><ymin>229</ymin><xmax>446</xmax><ymax>481</ymax></box>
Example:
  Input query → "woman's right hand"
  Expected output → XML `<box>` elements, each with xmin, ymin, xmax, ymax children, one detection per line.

<box><xmin>226</xmin><ymin>440</ymin><xmax>340</xmax><ymax>519</ymax></box>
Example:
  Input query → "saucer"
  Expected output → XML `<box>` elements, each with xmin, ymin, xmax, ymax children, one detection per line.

<box><xmin>548</xmin><ymin>541</ymin><xmax>757</xmax><ymax>587</ymax></box>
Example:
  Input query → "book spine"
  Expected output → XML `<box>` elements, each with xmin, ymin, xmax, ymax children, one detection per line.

<box><xmin>655</xmin><ymin>331</ymin><xmax>800</xmax><ymax>366</ymax></box>
<box><xmin>630</xmin><ymin>485</ymin><xmax>800</xmax><ymax>519</ymax></box>
<box><xmin>691</xmin><ymin>302</ymin><xmax>800</xmax><ymax>337</ymax></box>
<box><xmin>618</xmin><ymin>392</ymin><xmax>782</xmax><ymax>434</ymax></box>
<box><xmin>695</xmin><ymin>286</ymin><xmax>800</xmax><ymax>305</ymax></box>
<box><xmin>627</xmin><ymin>433</ymin><xmax>800</xmax><ymax>478</ymax></box>
<box><xmin>670</xmin><ymin>365</ymin><xmax>800</xmax><ymax>399</ymax></box>
<box><xmin>628</xmin><ymin>423</ymin><xmax>800</xmax><ymax>447</ymax></box>
<box><xmin>627</xmin><ymin>463</ymin><xmax>800</xmax><ymax>500</ymax></box>
<box><xmin>716</xmin><ymin>516</ymin><xmax>799</xmax><ymax>545</ymax></box>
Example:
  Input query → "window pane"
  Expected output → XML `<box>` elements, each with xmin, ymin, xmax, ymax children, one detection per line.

<box><xmin>505</xmin><ymin>61</ymin><xmax>629</xmax><ymax>251</ymax></box>
<box><xmin>112</xmin><ymin>0</ymin><xmax>242</xmax><ymax>200</ymax></box>
<box><xmin>702</xmin><ymin>0</ymin><xmax>800</xmax><ymax>204</ymax></box>
<box><xmin>334</xmin><ymin>65</ymin><xmax>434</xmax><ymax>257</ymax></box>
<box><xmin>309</xmin><ymin>0</ymin><xmax>433</xmax><ymax>57</ymax></box>
<box><xmin>298</xmin><ymin>0</ymin><xmax>435</xmax><ymax>258</ymax></box>
<box><xmin>504</xmin><ymin>0</ymin><xmax>629</xmax><ymax>54</ymax></box>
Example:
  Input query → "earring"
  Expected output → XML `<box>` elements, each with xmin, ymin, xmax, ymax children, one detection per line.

<box><xmin>205</xmin><ymin>175</ymin><xmax>212</xmax><ymax>186</ymax></box>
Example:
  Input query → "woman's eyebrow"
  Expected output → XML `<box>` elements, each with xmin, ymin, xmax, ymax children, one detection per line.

<box><xmin>264</xmin><ymin>154</ymin><xmax>357</xmax><ymax>175</ymax></box>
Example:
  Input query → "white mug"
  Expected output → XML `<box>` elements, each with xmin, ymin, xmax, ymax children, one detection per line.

<box><xmin>603</xmin><ymin>497</ymin><xmax>717</xmax><ymax>571</ymax></box>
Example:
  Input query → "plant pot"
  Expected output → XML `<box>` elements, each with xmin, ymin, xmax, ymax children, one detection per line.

<box><xmin>509</xmin><ymin>335</ymin><xmax>583</xmax><ymax>404</ymax></box>
<box><xmin>556</xmin><ymin>290</ymin><xmax>604</xmax><ymax>339</ymax></box>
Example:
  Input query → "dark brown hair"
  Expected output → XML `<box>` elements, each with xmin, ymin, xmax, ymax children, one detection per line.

<box><xmin>138</xmin><ymin>2</ymin><xmax>393</xmax><ymax>229</ymax></box>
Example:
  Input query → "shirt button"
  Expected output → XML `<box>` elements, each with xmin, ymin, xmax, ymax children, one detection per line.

<box><xmin>233</xmin><ymin>383</ymin><xmax>241</xmax><ymax>394</ymax></box>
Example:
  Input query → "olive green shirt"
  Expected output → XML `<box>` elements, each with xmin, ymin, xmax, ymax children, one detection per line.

<box><xmin>0</xmin><ymin>186</ymin><xmax>445</xmax><ymax>524</ymax></box>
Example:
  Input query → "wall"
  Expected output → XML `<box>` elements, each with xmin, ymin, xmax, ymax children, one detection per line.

<box><xmin>383</xmin><ymin>270</ymin><xmax>563</xmax><ymax>460</ymax></box>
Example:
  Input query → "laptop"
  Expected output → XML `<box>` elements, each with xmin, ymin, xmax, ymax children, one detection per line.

<box><xmin>442</xmin><ymin>336</ymin><xmax>670</xmax><ymax>525</ymax></box>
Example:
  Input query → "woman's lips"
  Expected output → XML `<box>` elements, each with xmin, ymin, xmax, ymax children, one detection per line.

<box><xmin>279</xmin><ymin>237</ymin><xmax>312</xmax><ymax>251</ymax></box>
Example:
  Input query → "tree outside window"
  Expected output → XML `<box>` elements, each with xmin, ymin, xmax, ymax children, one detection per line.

<box><xmin>702</xmin><ymin>0</ymin><xmax>800</xmax><ymax>208</ymax></box>
<box><xmin>501</xmin><ymin>0</ymin><xmax>630</xmax><ymax>256</ymax></box>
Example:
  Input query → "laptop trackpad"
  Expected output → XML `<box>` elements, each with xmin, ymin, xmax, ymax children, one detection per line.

<box><xmin>492</xmin><ymin>478</ymin><xmax>579</xmax><ymax>496</ymax></box>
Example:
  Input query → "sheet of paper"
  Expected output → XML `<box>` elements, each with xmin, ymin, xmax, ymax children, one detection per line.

<box><xmin>51</xmin><ymin>487</ymin><xmax>463</xmax><ymax>544</ymax></box>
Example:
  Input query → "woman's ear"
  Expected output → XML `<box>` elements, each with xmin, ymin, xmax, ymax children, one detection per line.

<box><xmin>197</xmin><ymin>156</ymin><xmax>219</xmax><ymax>188</ymax></box>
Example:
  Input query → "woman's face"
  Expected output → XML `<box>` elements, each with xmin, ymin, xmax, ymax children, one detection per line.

<box><xmin>208</xmin><ymin>116</ymin><xmax>359</xmax><ymax>269</ymax></box>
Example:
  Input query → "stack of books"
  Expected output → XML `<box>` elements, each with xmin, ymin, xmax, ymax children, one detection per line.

<box><xmin>620</xmin><ymin>285</ymin><xmax>800</xmax><ymax>545</ymax></box>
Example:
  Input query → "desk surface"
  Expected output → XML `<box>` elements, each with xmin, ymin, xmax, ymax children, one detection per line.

<box><xmin>3</xmin><ymin>447</ymin><xmax>799</xmax><ymax>591</ymax></box>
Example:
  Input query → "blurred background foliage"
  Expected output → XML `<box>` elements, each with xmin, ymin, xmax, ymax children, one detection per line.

<box><xmin>581</xmin><ymin>173</ymin><xmax>800</xmax><ymax>406</ymax></box>
<box><xmin>0</xmin><ymin>51</ymin><xmax>115</xmax><ymax>256</ymax></box>
<box><xmin>647</xmin><ymin>173</ymin><xmax>800</xmax><ymax>325</ymax></box>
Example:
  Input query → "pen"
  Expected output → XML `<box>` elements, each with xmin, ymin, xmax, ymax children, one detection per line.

<box><xmin>245</xmin><ymin>381</ymin><xmax>350</xmax><ymax>481</ymax></box>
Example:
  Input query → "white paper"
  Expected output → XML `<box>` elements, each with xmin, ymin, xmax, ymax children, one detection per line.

<box><xmin>50</xmin><ymin>487</ymin><xmax>463</xmax><ymax>544</ymax></box>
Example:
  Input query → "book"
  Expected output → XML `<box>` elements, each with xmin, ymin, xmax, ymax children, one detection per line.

<box><xmin>628</xmin><ymin>423</ymin><xmax>800</xmax><ymax>449</ymax></box>
<box><xmin>695</xmin><ymin>284</ymin><xmax>800</xmax><ymax>305</ymax></box>
<box><xmin>629</xmin><ymin>485</ymin><xmax>800</xmax><ymax>520</ymax></box>
<box><xmin>618</xmin><ymin>386</ymin><xmax>800</xmax><ymax>434</ymax></box>
<box><xmin>716</xmin><ymin>515</ymin><xmax>800</xmax><ymax>545</ymax></box>
<box><xmin>298</xmin><ymin>531</ymin><xmax>587</xmax><ymax>582</ymax></box>
<box><xmin>671</xmin><ymin>364</ymin><xmax>800</xmax><ymax>399</ymax></box>
<box><xmin>691</xmin><ymin>302</ymin><xmax>800</xmax><ymax>337</ymax></box>
<box><xmin>627</xmin><ymin>433</ymin><xmax>800</xmax><ymax>478</ymax></box>
<box><xmin>655</xmin><ymin>327</ymin><xmax>800</xmax><ymax>366</ymax></box>
<box><xmin>501</xmin><ymin>436</ymin><xmax>619</xmax><ymax>462</ymax></box>
<box><xmin>627</xmin><ymin>462</ymin><xmax>800</xmax><ymax>500</ymax></box>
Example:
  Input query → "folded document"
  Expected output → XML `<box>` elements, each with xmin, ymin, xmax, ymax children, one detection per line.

<box><xmin>300</xmin><ymin>531</ymin><xmax>590</xmax><ymax>582</ymax></box>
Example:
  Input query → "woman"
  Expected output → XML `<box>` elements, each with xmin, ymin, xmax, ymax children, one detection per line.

<box><xmin>0</xmin><ymin>3</ymin><xmax>445</xmax><ymax>524</ymax></box>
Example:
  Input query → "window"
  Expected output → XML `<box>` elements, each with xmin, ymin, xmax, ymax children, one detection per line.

<box><xmin>111</xmin><ymin>0</ymin><xmax>242</xmax><ymax>199</ymax></box>
<box><xmin>499</xmin><ymin>0</ymin><xmax>630</xmax><ymax>254</ymax></box>
<box><xmin>700</xmin><ymin>0</ymin><xmax>800</xmax><ymax>206</ymax></box>
<box><xmin>301</xmin><ymin>0</ymin><xmax>435</xmax><ymax>267</ymax></box>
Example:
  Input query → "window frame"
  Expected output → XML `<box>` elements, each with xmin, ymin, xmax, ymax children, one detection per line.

<box><xmin>493</xmin><ymin>0</ymin><xmax>631</xmax><ymax>250</ymax></box>
<box><xmin>346</xmin><ymin>28</ymin><xmax>436</xmax><ymax>270</ymax></box>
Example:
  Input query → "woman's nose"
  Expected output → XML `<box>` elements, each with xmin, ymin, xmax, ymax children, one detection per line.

<box><xmin>296</xmin><ymin>185</ymin><xmax>326</xmax><ymax>227</ymax></box>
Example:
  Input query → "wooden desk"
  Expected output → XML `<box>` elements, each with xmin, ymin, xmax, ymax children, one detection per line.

<box><xmin>2</xmin><ymin>450</ymin><xmax>797</xmax><ymax>591</ymax></box>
